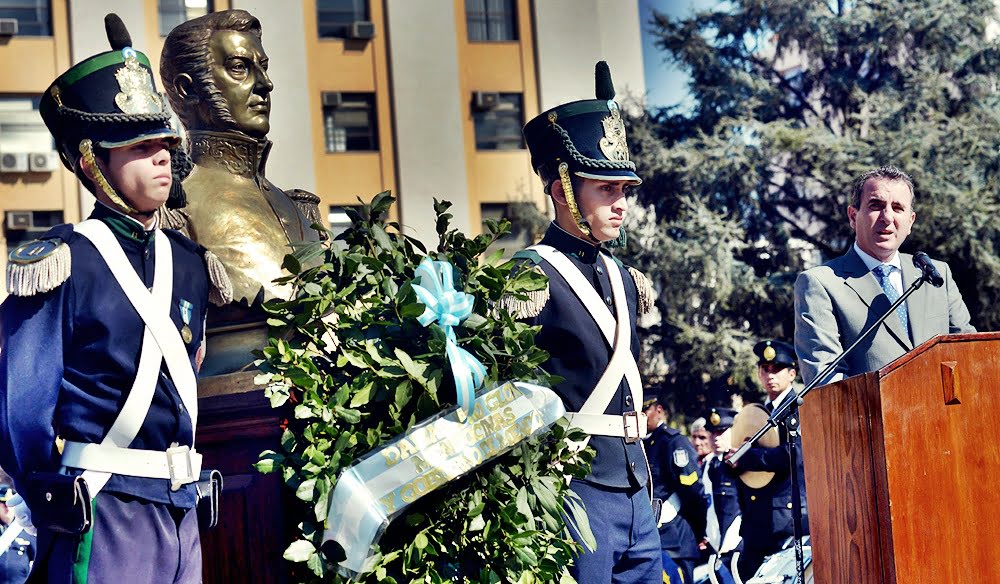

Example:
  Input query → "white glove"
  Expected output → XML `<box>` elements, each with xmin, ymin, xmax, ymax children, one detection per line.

<box><xmin>7</xmin><ymin>493</ymin><xmax>37</xmax><ymax>536</ymax></box>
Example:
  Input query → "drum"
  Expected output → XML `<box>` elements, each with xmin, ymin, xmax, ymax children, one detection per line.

<box><xmin>730</xmin><ymin>403</ymin><xmax>780</xmax><ymax>488</ymax></box>
<box><xmin>746</xmin><ymin>544</ymin><xmax>813</xmax><ymax>584</ymax></box>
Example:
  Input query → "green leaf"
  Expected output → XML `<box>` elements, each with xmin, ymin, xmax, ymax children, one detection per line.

<box><xmin>296</xmin><ymin>478</ymin><xmax>316</xmax><ymax>501</ymax></box>
<box><xmin>414</xmin><ymin>531</ymin><xmax>429</xmax><ymax>550</ymax></box>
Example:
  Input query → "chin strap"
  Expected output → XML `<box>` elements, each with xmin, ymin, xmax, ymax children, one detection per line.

<box><xmin>79</xmin><ymin>139</ymin><xmax>140</xmax><ymax>216</ymax></box>
<box><xmin>559</xmin><ymin>162</ymin><xmax>591</xmax><ymax>238</ymax></box>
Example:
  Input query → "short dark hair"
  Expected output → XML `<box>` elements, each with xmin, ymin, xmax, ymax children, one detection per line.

<box><xmin>160</xmin><ymin>10</ymin><xmax>262</xmax><ymax>133</ymax></box>
<box><xmin>850</xmin><ymin>165</ymin><xmax>914</xmax><ymax>209</ymax></box>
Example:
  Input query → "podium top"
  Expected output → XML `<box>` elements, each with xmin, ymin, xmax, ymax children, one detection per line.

<box><xmin>880</xmin><ymin>331</ymin><xmax>1000</xmax><ymax>377</ymax></box>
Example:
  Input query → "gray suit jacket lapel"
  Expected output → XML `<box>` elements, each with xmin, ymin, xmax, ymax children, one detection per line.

<box><xmin>841</xmin><ymin>249</ymin><xmax>913</xmax><ymax>350</ymax></box>
<box><xmin>901</xmin><ymin>254</ymin><xmax>925</xmax><ymax>346</ymax></box>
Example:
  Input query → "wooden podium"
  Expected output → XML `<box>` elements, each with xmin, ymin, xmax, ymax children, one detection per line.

<box><xmin>800</xmin><ymin>332</ymin><xmax>1000</xmax><ymax>583</ymax></box>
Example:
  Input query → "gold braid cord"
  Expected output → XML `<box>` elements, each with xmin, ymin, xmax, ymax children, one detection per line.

<box><xmin>79</xmin><ymin>139</ymin><xmax>139</xmax><ymax>215</ymax></box>
<box><xmin>558</xmin><ymin>162</ymin><xmax>590</xmax><ymax>236</ymax></box>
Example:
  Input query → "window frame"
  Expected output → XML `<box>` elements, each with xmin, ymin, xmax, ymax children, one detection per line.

<box><xmin>0</xmin><ymin>0</ymin><xmax>52</xmax><ymax>37</ymax></box>
<box><xmin>322</xmin><ymin>92</ymin><xmax>380</xmax><ymax>153</ymax></box>
<box><xmin>472</xmin><ymin>92</ymin><xmax>525</xmax><ymax>151</ymax></box>
<box><xmin>465</xmin><ymin>0</ymin><xmax>518</xmax><ymax>43</ymax></box>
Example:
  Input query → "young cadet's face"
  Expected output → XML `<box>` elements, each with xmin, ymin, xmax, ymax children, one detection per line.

<box><xmin>103</xmin><ymin>138</ymin><xmax>173</xmax><ymax>212</ymax></box>
<box><xmin>757</xmin><ymin>363</ymin><xmax>796</xmax><ymax>400</ymax></box>
<box><xmin>575</xmin><ymin>178</ymin><xmax>632</xmax><ymax>242</ymax></box>
<box><xmin>848</xmin><ymin>178</ymin><xmax>916</xmax><ymax>262</ymax></box>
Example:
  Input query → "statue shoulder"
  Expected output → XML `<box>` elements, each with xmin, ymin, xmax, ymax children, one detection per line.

<box><xmin>162</xmin><ymin>230</ymin><xmax>234</xmax><ymax>307</ymax></box>
<box><xmin>6</xmin><ymin>225</ymin><xmax>75</xmax><ymax>297</ymax></box>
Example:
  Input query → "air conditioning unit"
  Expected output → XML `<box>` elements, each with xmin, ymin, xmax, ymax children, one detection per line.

<box><xmin>472</xmin><ymin>91</ymin><xmax>500</xmax><ymax>112</ymax></box>
<box><xmin>28</xmin><ymin>151</ymin><xmax>59</xmax><ymax>173</ymax></box>
<box><xmin>0</xmin><ymin>18</ymin><xmax>17</xmax><ymax>37</ymax></box>
<box><xmin>6</xmin><ymin>211</ymin><xmax>33</xmax><ymax>231</ymax></box>
<box><xmin>0</xmin><ymin>152</ymin><xmax>28</xmax><ymax>173</ymax></box>
<box><xmin>322</xmin><ymin>92</ymin><xmax>343</xmax><ymax>108</ymax></box>
<box><xmin>347</xmin><ymin>20</ymin><xmax>375</xmax><ymax>40</ymax></box>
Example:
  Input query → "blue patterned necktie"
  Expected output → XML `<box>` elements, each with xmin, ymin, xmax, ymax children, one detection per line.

<box><xmin>873</xmin><ymin>264</ymin><xmax>909</xmax><ymax>336</ymax></box>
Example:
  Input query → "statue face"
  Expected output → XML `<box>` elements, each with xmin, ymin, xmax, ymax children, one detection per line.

<box><xmin>208</xmin><ymin>30</ymin><xmax>273</xmax><ymax>138</ymax></box>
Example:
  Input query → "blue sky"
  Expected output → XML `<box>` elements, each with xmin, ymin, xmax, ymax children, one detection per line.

<box><xmin>639</xmin><ymin>0</ymin><xmax>717</xmax><ymax>110</ymax></box>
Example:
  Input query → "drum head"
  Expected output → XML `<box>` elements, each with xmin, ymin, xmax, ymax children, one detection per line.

<box><xmin>732</xmin><ymin>404</ymin><xmax>780</xmax><ymax>488</ymax></box>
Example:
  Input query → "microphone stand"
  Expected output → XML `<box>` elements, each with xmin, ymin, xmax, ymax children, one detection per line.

<box><xmin>729</xmin><ymin>268</ymin><xmax>935</xmax><ymax>582</ymax></box>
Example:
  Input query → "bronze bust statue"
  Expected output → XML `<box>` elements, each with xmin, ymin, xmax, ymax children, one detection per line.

<box><xmin>160</xmin><ymin>10</ymin><xmax>321</xmax><ymax>308</ymax></box>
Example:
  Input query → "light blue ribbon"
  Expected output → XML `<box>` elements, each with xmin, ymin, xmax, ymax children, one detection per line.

<box><xmin>411</xmin><ymin>257</ymin><xmax>486</xmax><ymax>417</ymax></box>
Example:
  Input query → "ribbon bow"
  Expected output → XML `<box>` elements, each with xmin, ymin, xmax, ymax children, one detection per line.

<box><xmin>411</xmin><ymin>258</ymin><xmax>487</xmax><ymax>417</ymax></box>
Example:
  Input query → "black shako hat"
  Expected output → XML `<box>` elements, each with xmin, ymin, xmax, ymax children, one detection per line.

<box><xmin>522</xmin><ymin>61</ymin><xmax>641</xmax><ymax>184</ymax></box>
<box><xmin>753</xmin><ymin>339</ymin><xmax>797</xmax><ymax>369</ymax></box>
<box><xmin>39</xmin><ymin>13</ymin><xmax>178</xmax><ymax>172</ymax></box>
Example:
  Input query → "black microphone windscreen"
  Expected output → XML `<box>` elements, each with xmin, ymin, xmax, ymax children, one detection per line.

<box><xmin>105</xmin><ymin>14</ymin><xmax>132</xmax><ymax>51</ymax></box>
<box><xmin>913</xmin><ymin>252</ymin><xmax>945</xmax><ymax>287</ymax></box>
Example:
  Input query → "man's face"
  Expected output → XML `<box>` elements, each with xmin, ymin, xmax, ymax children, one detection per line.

<box><xmin>757</xmin><ymin>363</ymin><xmax>796</xmax><ymax>401</ymax></box>
<box><xmin>848</xmin><ymin>178</ymin><xmax>916</xmax><ymax>262</ymax></box>
<box><xmin>711</xmin><ymin>428</ymin><xmax>732</xmax><ymax>454</ymax></box>
<box><xmin>100</xmin><ymin>138</ymin><xmax>173</xmax><ymax>213</ymax></box>
<box><xmin>643</xmin><ymin>404</ymin><xmax>662</xmax><ymax>433</ymax></box>
<box><xmin>691</xmin><ymin>428</ymin><xmax>713</xmax><ymax>458</ymax></box>
<box><xmin>573</xmin><ymin>178</ymin><xmax>632</xmax><ymax>242</ymax></box>
<box><xmin>209</xmin><ymin>30</ymin><xmax>272</xmax><ymax>138</ymax></box>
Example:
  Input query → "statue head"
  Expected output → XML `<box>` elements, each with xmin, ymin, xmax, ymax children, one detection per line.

<box><xmin>161</xmin><ymin>10</ymin><xmax>273</xmax><ymax>139</ymax></box>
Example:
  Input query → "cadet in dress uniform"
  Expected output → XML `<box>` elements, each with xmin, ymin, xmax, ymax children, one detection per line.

<box><xmin>0</xmin><ymin>475</ymin><xmax>34</xmax><ymax>584</ymax></box>
<box><xmin>0</xmin><ymin>14</ymin><xmax>230</xmax><ymax>584</ymax></box>
<box><xmin>728</xmin><ymin>340</ymin><xmax>809</xmax><ymax>581</ymax></box>
<box><xmin>642</xmin><ymin>395</ymin><xmax>708</xmax><ymax>584</ymax></box>
<box><xmin>504</xmin><ymin>62</ymin><xmax>661</xmax><ymax>583</ymax></box>
<box><xmin>701</xmin><ymin>408</ymin><xmax>741</xmax><ymax>584</ymax></box>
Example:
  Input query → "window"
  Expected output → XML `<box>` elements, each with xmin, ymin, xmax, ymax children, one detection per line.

<box><xmin>465</xmin><ymin>0</ymin><xmax>516</xmax><ymax>42</ymax></box>
<box><xmin>158</xmin><ymin>0</ymin><xmax>212</xmax><ymax>37</ymax></box>
<box><xmin>322</xmin><ymin>93</ymin><xmax>378</xmax><ymax>153</ymax></box>
<box><xmin>472</xmin><ymin>93</ymin><xmax>523</xmax><ymax>151</ymax></box>
<box><xmin>317</xmin><ymin>0</ymin><xmax>367</xmax><ymax>39</ymax></box>
<box><xmin>0</xmin><ymin>0</ymin><xmax>51</xmax><ymax>36</ymax></box>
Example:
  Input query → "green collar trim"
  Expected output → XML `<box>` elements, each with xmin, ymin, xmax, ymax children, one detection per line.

<box><xmin>59</xmin><ymin>50</ymin><xmax>152</xmax><ymax>88</ymax></box>
<box><xmin>94</xmin><ymin>203</ymin><xmax>154</xmax><ymax>243</ymax></box>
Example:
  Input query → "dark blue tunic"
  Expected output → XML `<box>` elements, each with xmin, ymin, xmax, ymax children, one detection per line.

<box><xmin>525</xmin><ymin>223</ymin><xmax>648</xmax><ymax>489</ymax></box>
<box><xmin>0</xmin><ymin>204</ymin><xmax>210</xmax><ymax>508</ymax></box>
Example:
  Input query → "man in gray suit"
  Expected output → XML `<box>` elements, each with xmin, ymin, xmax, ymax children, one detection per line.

<box><xmin>794</xmin><ymin>165</ymin><xmax>975</xmax><ymax>385</ymax></box>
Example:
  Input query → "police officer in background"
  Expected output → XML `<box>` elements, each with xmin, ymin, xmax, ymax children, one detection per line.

<box><xmin>0</xmin><ymin>14</ymin><xmax>229</xmax><ymax>583</ymax></box>
<box><xmin>643</xmin><ymin>394</ymin><xmax>708</xmax><ymax>584</ymax></box>
<box><xmin>506</xmin><ymin>61</ymin><xmax>661</xmax><ymax>582</ymax></box>
<box><xmin>701</xmin><ymin>408</ymin><xmax>741</xmax><ymax>584</ymax></box>
<box><xmin>727</xmin><ymin>340</ymin><xmax>809</xmax><ymax>580</ymax></box>
<box><xmin>0</xmin><ymin>471</ymin><xmax>33</xmax><ymax>584</ymax></box>
<box><xmin>690</xmin><ymin>417</ymin><xmax>714</xmax><ymax>466</ymax></box>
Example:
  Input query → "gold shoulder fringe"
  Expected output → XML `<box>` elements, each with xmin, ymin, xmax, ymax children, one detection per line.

<box><xmin>7</xmin><ymin>242</ymin><xmax>71</xmax><ymax>296</ymax></box>
<box><xmin>204</xmin><ymin>249</ymin><xmax>234</xmax><ymax>306</ymax></box>
<box><xmin>497</xmin><ymin>266</ymin><xmax>549</xmax><ymax>319</ymax></box>
<box><xmin>627</xmin><ymin>266</ymin><xmax>654</xmax><ymax>315</ymax></box>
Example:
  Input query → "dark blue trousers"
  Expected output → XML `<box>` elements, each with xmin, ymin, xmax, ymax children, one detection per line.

<box><xmin>568</xmin><ymin>481</ymin><xmax>662</xmax><ymax>583</ymax></box>
<box><xmin>30</xmin><ymin>492</ymin><xmax>200</xmax><ymax>584</ymax></box>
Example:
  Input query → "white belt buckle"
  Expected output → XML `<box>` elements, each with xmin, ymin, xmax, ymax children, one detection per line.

<box><xmin>623</xmin><ymin>412</ymin><xmax>641</xmax><ymax>444</ymax></box>
<box><xmin>166</xmin><ymin>445</ymin><xmax>195</xmax><ymax>491</ymax></box>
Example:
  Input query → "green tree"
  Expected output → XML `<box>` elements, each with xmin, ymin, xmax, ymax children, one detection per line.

<box><xmin>624</xmin><ymin>0</ymin><xmax>1000</xmax><ymax>416</ymax></box>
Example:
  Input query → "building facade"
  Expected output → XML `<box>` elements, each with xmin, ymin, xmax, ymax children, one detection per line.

<box><xmin>0</xmin><ymin>0</ymin><xmax>645</xmax><ymax>293</ymax></box>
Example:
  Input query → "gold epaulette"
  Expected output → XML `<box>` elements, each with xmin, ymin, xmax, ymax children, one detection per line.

<box><xmin>627</xmin><ymin>266</ymin><xmax>654</xmax><ymax>315</ymax></box>
<box><xmin>7</xmin><ymin>239</ymin><xmax>71</xmax><ymax>297</ymax></box>
<box><xmin>203</xmin><ymin>249</ymin><xmax>234</xmax><ymax>306</ymax></box>
<box><xmin>497</xmin><ymin>264</ymin><xmax>549</xmax><ymax>319</ymax></box>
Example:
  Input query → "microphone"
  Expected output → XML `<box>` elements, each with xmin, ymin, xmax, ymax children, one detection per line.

<box><xmin>913</xmin><ymin>252</ymin><xmax>944</xmax><ymax>287</ymax></box>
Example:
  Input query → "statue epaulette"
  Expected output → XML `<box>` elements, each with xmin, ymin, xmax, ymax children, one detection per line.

<box><xmin>497</xmin><ymin>250</ymin><xmax>549</xmax><ymax>319</ymax></box>
<box><xmin>6</xmin><ymin>225</ymin><xmax>74</xmax><ymax>297</ymax></box>
<box><xmin>164</xmin><ymin>229</ymin><xmax>234</xmax><ymax>307</ymax></box>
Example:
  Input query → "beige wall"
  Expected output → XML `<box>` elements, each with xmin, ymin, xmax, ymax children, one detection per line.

<box><xmin>385</xmin><ymin>0</ymin><xmax>471</xmax><ymax>245</ymax></box>
<box><xmin>532</xmin><ymin>0</ymin><xmax>646</xmax><ymax>112</ymax></box>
